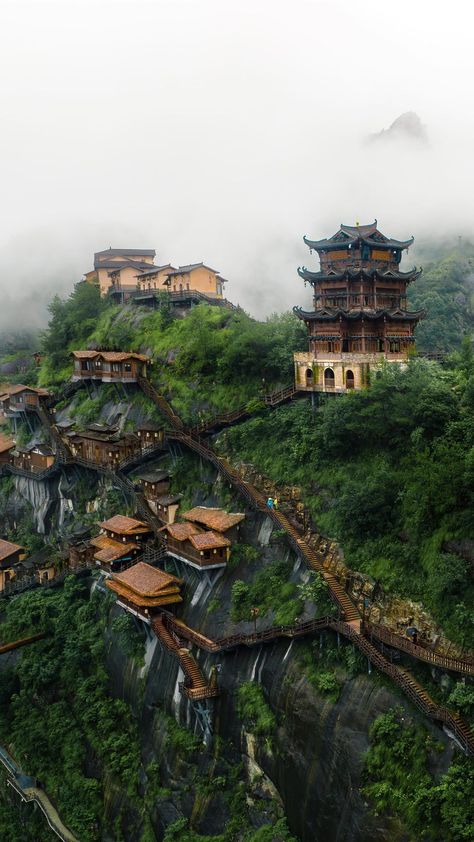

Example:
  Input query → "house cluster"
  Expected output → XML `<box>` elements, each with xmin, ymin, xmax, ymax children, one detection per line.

<box><xmin>0</xmin><ymin>539</ymin><xmax>56</xmax><ymax>594</ymax></box>
<box><xmin>84</xmin><ymin>247</ymin><xmax>228</xmax><ymax>303</ymax></box>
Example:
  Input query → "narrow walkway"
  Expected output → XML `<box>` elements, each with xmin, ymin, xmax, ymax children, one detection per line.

<box><xmin>161</xmin><ymin>614</ymin><xmax>474</xmax><ymax>754</ymax></box>
<box><xmin>189</xmin><ymin>383</ymin><xmax>299</xmax><ymax>435</ymax></box>
<box><xmin>0</xmin><ymin>745</ymin><xmax>79</xmax><ymax>842</ymax></box>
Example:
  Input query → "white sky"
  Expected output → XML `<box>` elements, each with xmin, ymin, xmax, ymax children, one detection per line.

<box><xmin>1</xmin><ymin>0</ymin><xmax>473</xmax><ymax>325</ymax></box>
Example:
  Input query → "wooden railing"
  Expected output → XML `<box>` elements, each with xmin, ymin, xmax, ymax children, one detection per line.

<box><xmin>137</xmin><ymin>375</ymin><xmax>184</xmax><ymax>429</ymax></box>
<box><xmin>190</xmin><ymin>384</ymin><xmax>299</xmax><ymax>435</ymax></box>
<box><xmin>364</xmin><ymin>622</ymin><xmax>474</xmax><ymax>676</ymax></box>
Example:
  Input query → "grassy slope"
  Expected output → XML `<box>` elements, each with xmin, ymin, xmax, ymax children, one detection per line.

<box><xmin>219</xmin><ymin>354</ymin><xmax>474</xmax><ymax>649</ymax></box>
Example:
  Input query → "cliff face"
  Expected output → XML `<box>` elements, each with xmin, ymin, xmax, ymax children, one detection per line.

<box><xmin>105</xmin><ymin>617</ymin><xmax>453</xmax><ymax>842</ymax></box>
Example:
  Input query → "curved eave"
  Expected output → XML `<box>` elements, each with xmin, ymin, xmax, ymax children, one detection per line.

<box><xmin>303</xmin><ymin>235</ymin><xmax>356</xmax><ymax>251</ymax></box>
<box><xmin>293</xmin><ymin>306</ymin><xmax>425</xmax><ymax>322</ymax></box>
<box><xmin>302</xmin><ymin>234</ymin><xmax>414</xmax><ymax>252</ymax></box>
<box><xmin>298</xmin><ymin>267</ymin><xmax>421</xmax><ymax>284</ymax></box>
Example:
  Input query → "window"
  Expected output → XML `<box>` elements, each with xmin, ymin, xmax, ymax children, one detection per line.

<box><xmin>124</xmin><ymin>362</ymin><xmax>132</xmax><ymax>372</ymax></box>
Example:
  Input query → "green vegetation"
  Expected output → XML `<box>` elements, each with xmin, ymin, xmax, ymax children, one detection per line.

<box><xmin>0</xmin><ymin>582</ymin><xmax>144</xmax><ymax>840</ymax></box>
<box><xmin>408</xmin><ymin>247</ymin><xmax>474</xmax><ymax>352</ymax></box>
<box><xmin>163</xmin><ymin>817</ymin><xmax>297</xmax><ymax>842</ymax></box>
<box><xmin>231</xmin><ymin>558</ymin><xmax>303</xmax><ymax>626</ymax></box>
<box><xmin>363</xmin><ymin>708</ymin><xmax>474</xmax><ymax>841</ymax></box>
<box><xmin>223</xmin><ymin>354</ymin><xmax>474</xmax><ymax>648</ymax></box>
<box><xmin>39</xmin><ymin>282</ymin><xmax>108</xmax><ymax>387</ymax></box>
<box><xmin>296</xmin><ymin>635</ymin><xmax>366</xmax><ymax>702</ymax></box>
<box><xmin>237</xmin><ymin>683</ymin><xmax>276</xmax><ymax>740</ymax></box>
<box><xmin>38</xmin><ymin>282</ymin><xmax>306</xmax><ymax>420</ymax></box>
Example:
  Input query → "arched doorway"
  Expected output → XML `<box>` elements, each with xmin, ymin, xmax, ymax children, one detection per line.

<box><xmin>305</xmin><ymin>368</ymin><xmax>313</xmax><ymax>387</ymax></box>
<box><xmin>324</xmin><ymin>368</ymin><xmax>335</xmax><ymax>390</ymax></box>
<box><xmin>346</xmin><ymin>369</ymin><xmax>355</xmax><ymax>390</ymax></box>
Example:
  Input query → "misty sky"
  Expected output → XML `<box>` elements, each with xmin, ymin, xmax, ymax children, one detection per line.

<box><xmin>1</xmin><ymin>0</ymin><xmax>474</xmax><ymax>327</ymax></box>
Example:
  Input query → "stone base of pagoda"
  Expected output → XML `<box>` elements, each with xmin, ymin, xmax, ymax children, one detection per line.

<box><xmin>294</xmin><ymin>352</ymin><xmax>409</xmax><ymax>394</ymax></box>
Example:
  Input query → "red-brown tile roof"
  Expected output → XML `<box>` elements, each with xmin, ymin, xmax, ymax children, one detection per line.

<box><xmin>162</xmin><ymin>522</ymin><xmax>201</xmax><ymax>541</ymax></box>
<box><xmin>99</xmin><ymin>515</ymin><xmax>150</xmax><ymax>535</ymax></box>
<box><xmin>72</xmin><ymin>351</ymin><xmax>99</xmax><ymax>360</ymax></box>
<box><xmin>189</xmin><ymin>531</ymin><xmax>231</xmax><ymax>550</ymax></box>
<box><xmin>113</xmin><ymin>561</ymin><xmax>182</xmax><ymax>596</ymax></box>
<box><xmin>106</xmin><ymin>578</ymin><xmax>183</xmax><ymax>607</ymax></box>
<box><xmin>183</xmin><ymin>506</ymin><xmax>244</xmax><ymax>533</ymax></box>
<box><xmin>92</xmin><ymin>535</ymin><xmax>139</xmax><ymax>563</ymax></box>
<box><xmin>72</xmin><ymin>351</ymin><xmax>149</xmax><ymax>363</ymax></box>
<box><xmin>0</xmin><ymin>538</ymin><xmax>24</xmax><ymax>562</ymax></box>
<box><xmin>0</xmin><ymin>384</ymin><xmax>49</xmax><ymax>397</ymax></box>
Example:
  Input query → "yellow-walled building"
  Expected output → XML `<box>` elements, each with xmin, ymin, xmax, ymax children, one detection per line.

<box><xmin>166</xmin><ymin>263</ymin><xmax>226</xmax><ymax>298</ymax></box>
<box><xmin>86</xmin><ymin>248</ymin><xmax>156</xmax><ymax>296</ymax></box>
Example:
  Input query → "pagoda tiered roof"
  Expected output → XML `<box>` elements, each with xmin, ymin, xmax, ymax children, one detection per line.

<box><xmin>303</xmin><ymin>221</ymin><xmax>414</xmax><ymax>252</ymax></box>
<box><xmin>297</xmin><ymin>267</ymin><xmax>422</xmax><ymax>284</ymax></box>
<box><xmin>294</xmin><ymin>306</ymin><xmax>425</xmax><ymax>322</ymax></box>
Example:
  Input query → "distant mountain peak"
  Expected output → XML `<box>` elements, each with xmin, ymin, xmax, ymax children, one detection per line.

<box><xmin>370</xmin><ymin>112</ymin><xmax>428</xmax><ymax>144</ymax></box>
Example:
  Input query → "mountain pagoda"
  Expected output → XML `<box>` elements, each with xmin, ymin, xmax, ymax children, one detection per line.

<box><xmin>293</xmin><ymin>220</ymin><xmax>424</xmax><ymax>393</ymax></box>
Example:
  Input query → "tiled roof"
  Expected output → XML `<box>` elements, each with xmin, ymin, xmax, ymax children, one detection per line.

<box><xmin>92</xmin><ymin>535</ymin><xmax>139</xmax><ymax>563</ymax></box>
<box><xmin>156</xmin><ymin>493</ymin><xmax>182</xmax><ymax>506</ymax></box>
<box><xmin>99</xmin><ymin>515</ymin><xmax>150</xmax><ymax>535</ymax></box>
<box><xmin>106</xmin><ymin>578</ymin><xmax>183</xmax><ymax>607</ymax></box>
<box><xmin>163</xmin><ymin>522</ymin><xmax>200</xmax><ymax>541</ymax></box>
<box><xmin>167</xmin><ymin>262</ymin><xmax>220</xmax><ymax>276</ymax></box>
<box><xmin>95</xmin><ymin>248</ymin><xmax>156</xmax><ymax>258</ymax></box>
<box><xmin>72</xmin><ymin>351</ymin><xmax>149</xmax><ymax>363</ymax></box>
<box><xmin>189</xmin><ymin>531</ymin><xmax>231</xmax><ymax>550</ymax></box>
<box><xmin>136</xmin><ymin>264</ymin><xmax>176</xmax><ymax>278</ymax></box>
<box><xmin>100</xmin><ymin>352</ymin><xmax>149</xmax><ymax>363</ymax></box>
<box><xmin>136</xmin><ymin>470</ymin><xmax>170</xmax><ymax>483</ymax></box>
<box><xmin>183</xmin><ymin>507</ymin><xmax>244</xmax><ymax>533</ymax></box>
<box><xmin>72</xmin><ymin>351</ymin><xmax>99</xmax><ymax>359</ymax></box>
<box><xmin>0</xmin><ymin>384</ymin><xmax>49</xmax><ymax>397</ymax></box>
<box><xmin>0</xmin><ymin>538</ymin><xmax>24</xmax><ymax>562</ymax></box>
<box><xmin>113</xmin><ymin>561</ymin><xmax>182</xmax><ymax>596</ymax></box>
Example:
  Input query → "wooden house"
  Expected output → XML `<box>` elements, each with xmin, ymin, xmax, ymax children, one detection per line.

<box><xmin>182</xmin><ymin>507</ymin><xmax>245</xmax><ymax>542</ymax></box>
<box><xmin>90</xmin><ymin>534</ymin><xmax>141</xmax><ymax>571</ymax></box>
<box><xmin>67</xmin><ymin>425</ymin><xmax>142</xmax><ymax>468</ymax></box>
<box><xmin>154</xmin><ymin>493</ymin><xmax>182</xmax><ymax>524</ymax></box>
<box><xmin>91</xmin><ymin>515</ymin><xmax>153</xmax><ymax>571</ymax></box>
<box><xmin>68</xmin><ymin>539</ymin><xmax>95</xmax><ymax>570</ymax></box>
<box><xmin>136</xmin><ymin>423</ymin><xmax>164</xmax><ymax>447</ymax></box>
<box><xmin>106</xmin><ymin>561</ymin><xmax>183</xmax><ymax>620</ymax></box>
<box><xmin>98</xmin><ymin>514</ymin><xmax>152</xmax><ymax>545</ymax></box>
<box><xmin>0</xmin><ymin>433</ymin><xmax>14</xmax><ymax>464</ymax></box>
<box><xmin>71</xmin><ymin>351</ymin><xmax>149</xmax><ymax>383</ymax></box>
<box><xmin>134</xmin><ymin>468</ymin><xmax>171</xmax><ymax>500</ymax></box>
<box><xmin>0</xmin><ymin>385</ymin><xmax>50</xmax><ymax>417</ymax></box>
<box><xmin>12</xmin><ymin>444</ymin><xmax>55</xmax><ymax>473</ymax></box>
<box><xmin>0</xmin><ymin>539</ymin><xmax>25</xmax><ymax>593</ymax></box>
<box><xmin>160</xmin><ymin>522</ymin><xmax>230</xmax><ymax>570</ymax></box>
